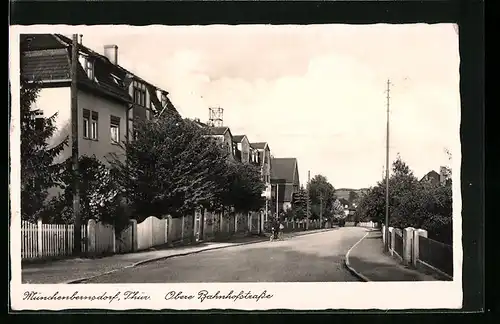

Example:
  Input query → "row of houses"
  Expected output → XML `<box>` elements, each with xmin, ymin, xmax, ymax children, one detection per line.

<box><xmin>20</xmin><ymin>33</ymin><xmax>301</xmax><ymax>219</ymax></box>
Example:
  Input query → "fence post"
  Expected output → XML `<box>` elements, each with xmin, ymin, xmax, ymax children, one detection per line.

<box><xmin>201</xmin><ymin>209</ymin><xmax>206</xmax><ymax>241</ymax></box>
<box><xmin>87</xmin><ymin>219</ymin><xmax>97</xmax><ymax>255</ymax></box>
<box><xmin>37</xmin><ymin>218</ymin><xmax>43</xmax><ymax>258</ymax></box>
<box><xmin>388</xmin><ymin>227</ymin><xmax>394</xmax><ymax>255</ymax></box>
<box><xmin>382</xmin><ymin>225</ymin><xmax>386</xmax><ymax>245</ymax></box>
<box><xmin>128</xmin><ymin>219</ymin><xmax>138</xmax><ymax>252</ymax></box>
<box><xmin>247</xmin><ymin>212</ymin><xmax>251</xmax><ymax>233</ymax></box>
<box><xmin>412</xmin><ymin>228</ymin><xmax>428</xmax><ymax>267</ymax></box>
<box><xmin>403</xmin><ymin>227</ymin><xmax>415</xmax><ymax>265</ymax></box>
<box><xmin>112</xmin><ymin>225</ymin><xmax>116</xmax><ymax>254</ymax></box>
<box><xmin>164</xmin><ymin>216</ymin><xmax>169</xmax><ymax>244</ymax></box>
<box><xmin>181</xmin><ymin>215</ymin><xmax>185</xmax><ymax>242</ymax></box>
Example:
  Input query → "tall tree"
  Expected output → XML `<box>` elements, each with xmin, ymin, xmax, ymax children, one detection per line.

<box><xmin>219</xmin><ymin>160</ymin><xmax>265</xmax><ymax>213</ymax></box>
<box><xmin>111</xmin><ymin>114</ymin><xmax>229</xmax><ymax>221</ymax></box>
<box><xmin>307</xmin><ymin>174</ymin><xmax>335</xmax><ymax>220</ymax></box>
<box><xmin>332</xmin><ymin>198</ymin><xmax>345</xmax><ymax>218</ymax></box>
<box><xmin>356</xmin><ymin>155</ymin><xmax>452</xmax><ymax>244</ymax></box>
<box><xmin>348</xmin><ymin>190</ymin><xmax>359</xmax><ymax>205</ymax></box>
<box><xmin>20</xmin><ymin>71</ymin><xmax>68</xmax><ymax>222</ymax></box>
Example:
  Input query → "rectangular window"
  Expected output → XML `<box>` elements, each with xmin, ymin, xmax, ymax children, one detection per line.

<box><xmin>83</xmin><ymin>109</ymin><xmax>90</xmax><ymax>138</ymax></box>
<box><xmin>91</xmin><ymin>111</ymin><xmax>98</xmax><ymax>140</ymax></box>
<box><xmin>34</xmin><ymin>110</ymin><xmax>44</xmax><ymax>132</ymax></box>
<box><xmin>83</xmin><ymin>118</ymin><xmax>89</xmax><ymax>138</ymax></box>
<box><xmin>133</xmin><ymin>81</ymin><xmax>147</xmax><ymax>107</ymax></box>
<box><xmin>110</xmin><ymin>115</ymin><xmax>120</xmax><ymax>143</ymax></box>
<box><xmin>86</xmin><ymin>59</ymin><xmax>94</xmax><ymax>80</ymax></box>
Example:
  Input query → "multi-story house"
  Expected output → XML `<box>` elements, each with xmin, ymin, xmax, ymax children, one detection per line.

<box><xmin>250</xmin><ymin>142</ymin><xmax>272</xmax><ymax>185</ymax></box>
<box><xmin>271</xmin><ymin>157</ymin><xmax>300</xmax><ymax>213</ymax></box>
<box><xmin>207</xmin><ymin>126</ymin><xmax>235</xmax><ymax>160</ymax></box>
<box><xmin>232</xmin><ymin>135</ymin><xmax>250</xmax><ymax>163</ymax></box>
<box><xmin>20</xmin><ymin>34</ymin><xmax>179</xmax><ymax>167</ymax></box>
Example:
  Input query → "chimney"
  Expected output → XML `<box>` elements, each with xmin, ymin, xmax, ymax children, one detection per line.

<box><xmin>103</xmin><ymin>44</ymin><xmax>118</xmax><ymax>65</ymax></box>
<box><xmin>439</xmin><ymin>166</ymin><xmax>447</xmax><ymax>185</ymax></box>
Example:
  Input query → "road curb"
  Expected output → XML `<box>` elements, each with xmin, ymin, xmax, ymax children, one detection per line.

<box><xmin>66</xmin><ymin>227</ymin><xmax>340</xmax><ymax>284</ymax></box>
<box><xmin>65</xmin><ymin>238</ymin><xmax>268</xmax><ymax>284</ymax></box>
<box><xmin>343</xmin><ymin>229</ymin><xmax>373</xmax><ymax>282</ymax></box>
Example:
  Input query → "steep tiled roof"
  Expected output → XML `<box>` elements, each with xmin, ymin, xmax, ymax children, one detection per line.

<box><xmin>250</xmin><ymin>142</ymin><xmax>267</xmax><ymax>150</ymax></box>
<box><xmin>21</xmin><ymin>34</ymin><xmax>131</xmax><ymax>103</ymax></box>
<box><xmin>420</xmin><ymin>170</ymin><xmax>440</xmax><ymax>182</ymax></box>
<box><xmin>271</xmin><ymin>158</ymin><xmax>299</xmax><ymax>184</ymax></box>
<box><xmin>233</xmin><ymin>135</ymin><xmax>246</xmax><ymax>143</ymax></box>
<box><xmin>23</xmin><ymin>49</ymin><xmax>71</xmax><ymax>80</ymax></box>
<box><xmin>209</xmin><ymin>126</ymin><xmax>229</xmax><ymax>136</ymax></box>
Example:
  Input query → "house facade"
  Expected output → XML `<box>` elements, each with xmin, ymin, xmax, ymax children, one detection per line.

<box><xmin>250</xmin><ymin>142</ymin><xmax>272</xmax><ymax>185</ymax></box>
<box><xmin>233</xmin><ymin>135</ymin><xmax>250</xmax><ymax>164</ymax></box>
<box><xmin>208</xmin><ymin>126</ymin><xmax>235</xmax><ymax>160</ymax></box>
<box><xmin>21</xmin><ymin>34</ymin><xmax>130</xmax><ymax>165</ymax></box>
<box><xmin>270</xmin><ymin>157</ymin><xmax>300</xmax><ymax>214</ymax></box>
<box><xmin>21</xmin><ymin>34</ymin><xmax>179</xmax><ymax>166</ymax></box>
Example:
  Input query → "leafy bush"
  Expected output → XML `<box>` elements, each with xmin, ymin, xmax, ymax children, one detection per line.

<box><xmin>20</xmin><ymin>72</ymin><xmax>67</xmax><ymax>222</ymax></box>
<box><xmin>355</xmin><ymin>156</ymin><xmax>452</xmax><ymax>244</ymax></box>
<box><xmin>46</xmin><ymin>156</ymin><xmax>130</xmax><ymax>232</ymax></box>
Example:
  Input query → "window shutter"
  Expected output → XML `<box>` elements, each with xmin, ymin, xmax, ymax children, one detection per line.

<box><xmin>110</xmin><ymin>115</ymin><xmax>121</xmax><ymax>125</ymax></box>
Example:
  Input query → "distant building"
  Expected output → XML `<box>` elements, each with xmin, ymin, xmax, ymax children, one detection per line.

<box><xmin>271</xmin><ymin>157</ymin><xmax>300</xmax><ymax>213</ymax></box>
<box><xmin>250</xmin><ymin>142</ymin><xmax>272</xmax><ymax>185</ymax></box>
<box><xmin>420</xmin><ymin>169</ymin><xmax>447</xmax><ymax>186</ymax></box>
<box><xmin>233</xmin><ymin>135</ymin><xmax>250</xmax><ymax>164</ymax></box>
<box><xmin>206</xmin><ymin>126</ymin><xmax>235</xmax><ymax>160</ymax></box>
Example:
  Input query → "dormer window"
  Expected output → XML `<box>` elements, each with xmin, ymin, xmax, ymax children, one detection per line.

<box><xmin>85</xmin><ymin>59</ymin><xmax>94</xmax><ymax>80</ymax></box>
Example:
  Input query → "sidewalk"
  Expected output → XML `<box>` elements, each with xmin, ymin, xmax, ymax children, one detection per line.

<box><xmin>345</xmin><ymin>230</ymin><xmax>437</xmax><ymax>281</ymax></box>
<box><xmin>22</xmin><ymin>227</ymin><xmax>335</xmax><ymax>284</ymax></box>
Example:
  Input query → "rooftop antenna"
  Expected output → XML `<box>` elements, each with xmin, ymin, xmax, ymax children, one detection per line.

<box><xmin>208</xmin><ymin>107</ymin><xmax>224</xmax><ymax>127</ymax></box>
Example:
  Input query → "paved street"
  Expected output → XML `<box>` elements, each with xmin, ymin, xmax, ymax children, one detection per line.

<box><xmin>82</xmin><ymin>227</ymin><xmax>367</xmax><ymax>283</ymax></box>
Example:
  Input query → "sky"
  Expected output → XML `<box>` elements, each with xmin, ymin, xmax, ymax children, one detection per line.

<box><xmin>68</xmin><ymin>24</ymin><xmax>459</xmax><ymax>189</ymax></box>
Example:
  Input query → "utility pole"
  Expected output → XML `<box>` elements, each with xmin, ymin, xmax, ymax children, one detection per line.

<box><xmin>319</xmin><ymin>194</ymin><xmax>323</xmax><ymax>229</ymax></box>
<box><xmin>306</xmin><ymin>170</ymin><xmax>310</xmax><ymax>230</ymax></box>
<box><xmin>384</xmin><ymin>79</ymin><xmax>391</xmax><ymax>253</ymax></box>
<box><xmin>71</xmin><ymin>34</ymin><xmax>81</xmax><ymax>255</ymax></box>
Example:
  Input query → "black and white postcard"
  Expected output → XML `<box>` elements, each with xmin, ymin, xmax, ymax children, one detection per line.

<box><xmin>9</xmin><ymin>24</ymin><xmax>462</xmax><ymax>310</ymax></box>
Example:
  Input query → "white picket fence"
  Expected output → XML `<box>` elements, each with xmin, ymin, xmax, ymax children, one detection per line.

<box><xmin>20</xmin><ymin>210</ymin><xmax>303</xmax><ymax>261</ymax></box>
<box><xmin>21</xmin><ymin>219</ymin><xmax>115</xmax><ymax>260</ymax></box>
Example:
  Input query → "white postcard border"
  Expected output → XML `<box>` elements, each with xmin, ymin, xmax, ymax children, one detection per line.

<box><xmin>9</xmin><ymin>24</ymin><xmax>463</xmax><ymax>311</ymax></box>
